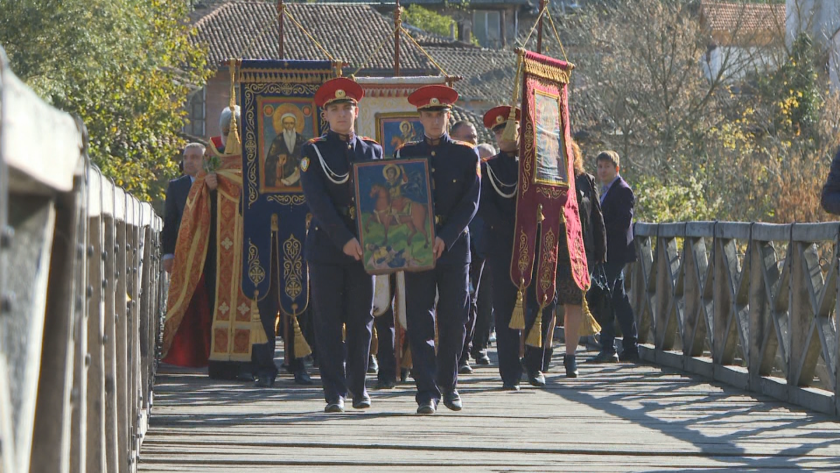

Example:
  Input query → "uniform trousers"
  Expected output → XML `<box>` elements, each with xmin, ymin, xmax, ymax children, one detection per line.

<box><xmin>489</xmin><ymin>256</ymin><xmax>554</xmax><ymax>386</ymax></box>
<box><xmin>404</xmin><ymin>263</ymin><xmax>470</xmax><ymax>404</ymax></box>
<box><xmin>374</xmin><ymin>305</ymin><xmax>397</xmax><ymax>383</ymax></box>
<box><xmin>309</xmin><ymin>261</ymin><xmax>374</xmax><ymax>403</ymax></box>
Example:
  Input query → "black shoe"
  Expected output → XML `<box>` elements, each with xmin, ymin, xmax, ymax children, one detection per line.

<box><xmin>254</xmin><ymin>376</ymin><xmax>274</xmax><ymax>388</ymax></box>
<box><xmin>443</xmin><ymin>390</ymin><xmax>462</xmax><ymax>411</ymax></box>
<box><xmin>458</xmin><ymin>360</ymin><xmax>473</xmax><ymax>374</ymax></box>
<box><xmin>620</xmin><ymin>351</ymin><xmax>641</xmax><ymax>363</ymax></box>
<box><xmin>527</xmin><ymin>370</ymin><xmax>546</xmax><ymax>387</ymax></box>
<box><xmin>593</xmin><ymin>351</ymin><xmax>619</xmax><ymax>363</ymax></box>
<box><xmin>417</xmin><ymin>400</ymin><xmax>436</xmax><ymax>415</ymax></box>
<box><xmin>325</xmin><ymin>398</ymin><xmax>345</xmax><ymax>413</ymax></box>
<box><xmin>294</xmin><ymin>369</ymin><xmax>314</xmax><ymax>385</ymax></box>
<box><xmin>352</xmin><ymin>393</ymin><xmax>371</xmax><ymax>409</ymax></box>
<box><xmin>374</xmin><ymin>379</ymin><xmax>397</xmax><ymax>390</ymax></box>
<box><xmin>502</xmin><ymin>382</ymin><xmax>520</xmax><ymax>391</ymax></box>
<box><xmin>368</xmin><ymin>355</ymin><xmax>379</xmax><ymax>374</ymax></box>
<box><xmin>564</xmin><ymin>354</ymin><xmax>579</xmax><ymax>378</ymax></box>
<box><xmin>472</xmin><ymin>350</ymin><xmax>491</xmax><ymax>365</ymax></box>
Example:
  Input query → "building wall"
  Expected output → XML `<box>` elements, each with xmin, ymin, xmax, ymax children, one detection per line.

<box><xmin>786</xmin><ymin>0</ymin><xmax>840</xmax><ymax>92</ymax></box>
<box><xmin>205</xmin><ymin>69</ymin><xmax>234</xmax><ymax>140</ymax></box>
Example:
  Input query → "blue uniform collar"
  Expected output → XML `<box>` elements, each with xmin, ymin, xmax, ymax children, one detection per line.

<box><xmin>424</xmin><ymin>133</ymin><xmax>451</xmax><ymax>147</ymax></box>
<box><xmin>327</xmin><ymin>129</ymin><xmax>355</xmax><ymax>142</ymax></box>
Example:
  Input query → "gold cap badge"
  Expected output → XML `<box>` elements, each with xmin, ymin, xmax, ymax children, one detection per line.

<box><xmin>430</xmin><ymin>98</ymin><xmax>440</xmax><ymax>105</ymax></box>
<box><xmin>335</xmin><ymin>89</ymin><xmax>346</xmax><ymax>99</ymax></box>
<box><xmin>495</xmin><ymin>115</ymin><xmax>505</xmax><ymax>124</ymax></box>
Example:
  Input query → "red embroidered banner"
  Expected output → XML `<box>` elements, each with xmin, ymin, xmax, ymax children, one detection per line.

<box><xmin>510</xmin><ymin>50</ymin><xmax>590</xmax><ymax>308</ymax></box>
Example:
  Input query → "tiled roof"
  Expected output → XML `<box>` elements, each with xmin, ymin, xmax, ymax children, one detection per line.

<box><xmin>450</xmin><ymin>105</ymin><xmax>495</xmax><ymax>144</ymax></box>
<box><xmin>425</xmin><ymin>46</ymin><xmax>517</xmax><ymax>104</ymax></box>
<box><xmin>403</xmin><ymin>24</ymin><xmax>475</xmax><ymax>48</ymax></box>
<box><xmin>700</xmin><ymin>1</ymin><xmax>786</xmax><ymax>33</ymax></box>
<box><xmin>192</xmin><ymin>1</ymin><xmax>433</xmax><ymax>72</ymax></box>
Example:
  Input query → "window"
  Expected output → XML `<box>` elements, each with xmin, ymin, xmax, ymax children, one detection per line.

<box><xmin>184</xmin><ymin>88</ymin><xmax>206</xmax><ymax>137</ymax></box>
<box><xmin>473</xmin><ymin>10</ymin><xmax>501</xmax><ymax>48</ymax></box>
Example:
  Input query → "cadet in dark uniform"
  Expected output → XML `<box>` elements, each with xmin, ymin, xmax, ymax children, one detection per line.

<box><xmin>300</xmin><ymin>78</ymin><xmax>383</xmax><ymax>412</ymax></box>
<box><xmin>479</xmin><ymin>106</ymin><xmax>554</xmax><ymax>390</ymax></box>
<box><xmin>395</xmin><ymin>85</ymin><xmax>480</xmax><ymax>414</ymax></box>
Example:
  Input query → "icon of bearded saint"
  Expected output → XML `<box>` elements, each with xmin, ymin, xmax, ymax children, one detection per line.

<box><xmin>265</xmin><ymin>107</ymin><xmax>306</xmax><ymax>188</ymax></box>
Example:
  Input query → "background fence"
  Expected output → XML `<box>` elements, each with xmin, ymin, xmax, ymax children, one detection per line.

<box><xmin>0</xmin><ymin>48</ymin><xmax>164</xmax><ymax>473</ymax></box>
<box><xmin>629</xmin><ymin>221</ymin><xmax>840</xmax><ymax>417</ymax></box>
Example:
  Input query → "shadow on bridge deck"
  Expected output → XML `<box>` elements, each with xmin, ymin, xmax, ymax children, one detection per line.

<box><xmin>139</xmin><ymin>339</ymin><xmax>840</xmax><ymax>472</ymax></box>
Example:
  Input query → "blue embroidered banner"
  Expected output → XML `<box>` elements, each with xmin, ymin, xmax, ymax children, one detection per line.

<box><xmin>240</xmin><ymin>59</ymin><xmax>335</xmax><ymax>316</ymax></box>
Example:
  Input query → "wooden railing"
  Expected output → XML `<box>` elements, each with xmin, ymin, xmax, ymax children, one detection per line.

<box><xmin>628</xmin><ymin>221</ymin><xmax>840</xmax><ymax>417</ymax></box>
<box><xmin>0</xmin><ymin>48</ymin><xmax>164</xmax><ymax>472</ymax></box>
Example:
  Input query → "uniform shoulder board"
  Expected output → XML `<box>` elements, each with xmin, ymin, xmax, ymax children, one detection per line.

<box><xmin>452</xmin><ymin>140</ymin><xmax>477</xmax><ymax>149</ymax></box>
<box><xmin>395</xmin><ymin>140</ymin><xmax>420</xmax><ymax>152</ymax></box>
<box><xmin>360</xmin><ymin>136</ymin><xmax>379</xmax><ymax>144</ymax></box>
<box><xmin>307</xmin><ymin>136</ymin><xmax>325</xmax><ymax>145</ymax></box>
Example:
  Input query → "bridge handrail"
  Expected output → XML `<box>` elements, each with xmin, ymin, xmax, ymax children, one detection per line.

<box><xmin>628</xmin><ymin>220</ymin><xmax>840</xmax><ymax>417</ymax></box>
<box><xmin>0</xmin><ymin>47</ymin><xmax>164</xmax><ymax>473</ymax></box>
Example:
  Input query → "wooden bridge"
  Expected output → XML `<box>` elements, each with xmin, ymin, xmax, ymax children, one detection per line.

<box><xmin>2</xmin><ymin>49</ymin><xmax>840</xmax><ymax>473</ymax></box>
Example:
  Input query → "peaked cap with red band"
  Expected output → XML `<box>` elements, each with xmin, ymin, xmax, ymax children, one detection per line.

<box><xmin>315</xmin><ymin>77</ymin><xmax>364</xmax><ymax>108</ymax></box>
<box><xmin>408</xmin><ymin>85</ymin><xmax>459</xmax><ymax>111</ymax></box>
<box><xmin>483</xmin><ymin>105</ymin><xmax>521</xmax><ymax>130</ymax></box>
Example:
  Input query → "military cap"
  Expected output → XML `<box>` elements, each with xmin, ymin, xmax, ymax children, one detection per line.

<box><xmin>315</xmin><ymin>77</ymin><xmax>364</xmax><ymax>108</ymax></box>
<box><xmin>483</xmin><ymin>105</ymin><xmax>521</xmax><ymax>131</ymax></box>
<box><xmin>408</xmin><ymin>85</ymin><xmax>459</xmax><ymax>111</ymax></box>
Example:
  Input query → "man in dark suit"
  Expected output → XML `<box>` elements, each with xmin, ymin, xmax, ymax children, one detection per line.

<box><xmin>162</xmin><ymin>143</ymin><xmax>204</xmax><ymax>272</ymax></box>
<box><xmin>594</xmin><ymin>150</ymin><xmax>640</xmax><ymax>363</ymax></box>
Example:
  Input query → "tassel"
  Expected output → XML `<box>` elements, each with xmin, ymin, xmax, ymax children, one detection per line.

<box><xmin>579</xmin><ymin>295</ymin><xmax>601</xmax><ymax>337</ymax></box>
<box><xmin>250</xmin><ymin>291</ymin><xmax>268</xmax><ymax>345</ymax></box>
<box><xmin>371</xmin><ymin>326</ymin><xmax>379</xmax><ymax>356</ymax></box>
<box><xmin>509</xmin><ymin>288</ymin><xmax>526</xmax><ymax>330</ymax></box>
<box><xmin>401</xmin><ymin>344</ymin><xmax>412</xmax><ymax>369</ymax></box>
<box><xmin>525</xmin><ymin>304</ymin><xmax>544</xmax><ymax>348</ymax></box>
<box><xmin>292</xmin><ymin>314</ymin><xmax>312</xmax><ymax>358</ymax></box>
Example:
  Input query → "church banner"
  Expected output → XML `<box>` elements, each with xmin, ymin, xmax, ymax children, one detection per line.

<box><xmin>240</xmin><ymin>59</ymin><xmax>335</xmax><ymax>317</ymax></box>
<box><xmin>511</xmin><ymin>50</ymin><xmax>589</xmax><ymax>309</ymax></box>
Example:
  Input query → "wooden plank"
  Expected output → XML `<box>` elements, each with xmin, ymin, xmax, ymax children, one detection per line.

<box><xmin>30</xmin><ymin>183</ymin><xmax>82</xmax><ymax>473</ymax></box>
<box><xmin>1</xmin><ymin>61</ymin><xmax>81</xmax><ymax>194</ymax></box>
<box><xmin>715</xmin><ymin>222</ymin><xmax>751</xmax><ymax>240</ymax></box>
<box><xmin>86</xmin><ymin>209</ymin><xmax>106</xmax><ymax>473</ymax></box>
<box><xmin>140</xmin><ymin>345</ymin><xmax>840</xmax><ymax>472</ymax></box>
<box><xmin>2</xmin><ymin>195</ymin><xmax>55</xmax><ymax>473</ymax></box>
<box><xmin>684</xmin><ymin>221</ymin><xmax>715</xmax><ymax>238</ymax></box>
<box><xmin>103</xmin><ymin>213</ymin><xmax>120</xmax><ymax>473</ymax></box>
<box><xmin>751</xmin><ymin>223</ymin><xmax>789</xmax><ymax>242</ymax></box>
<box><xmin>791</xmin><ymin>222</ymin><xmax>840</xmax><ymax>243</ymax></box>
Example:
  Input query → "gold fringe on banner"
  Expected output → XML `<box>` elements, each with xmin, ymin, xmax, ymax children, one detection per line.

<box><xmin>292</xmin><ymin>314</ymin><xmax>312</xmax><ymax>358</ymax></box>
<box><xmin>509</xmin><ymin>287</ymin><xmax>526</xmax><ymax>330</ymax></box>
<box><xmin>525</xmin><ymin>305</ymin><xmax>543</xmax><ymax>348</ymax></box>
<box><xmin>579</xmin><ymin>294</ymin><xmax>601</xmax><ymax>337</ymax></box>
<box><xmin>250</xmin><ymin>290</ymin><xmax>268</xmax><ymax>345</ymax></box>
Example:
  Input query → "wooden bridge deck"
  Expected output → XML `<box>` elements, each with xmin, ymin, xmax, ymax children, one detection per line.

<box><xmin>139</xmin><ymin>342</ymin><xmax>840</xmax><ymax>472</ymax></box>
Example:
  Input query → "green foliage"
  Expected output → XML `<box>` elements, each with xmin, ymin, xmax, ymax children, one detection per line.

<box><xmin>402</xmin><ymin>5</ymin><xmax>455</xmax><ymax>38</ymax></box>
<box><xmin>0</xmin><ymin>0</ymin><xmax>212</xmax><ymax>203</ymax></box>
<box><xmin>635</xmin><ymin>175</ymin><xmax>723</xmax><ymax>223</ymax></box>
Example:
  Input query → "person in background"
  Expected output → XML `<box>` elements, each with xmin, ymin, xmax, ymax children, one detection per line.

<box><xmin>821</xmin><ymin>147</ymin><xmax>840</xmax><ymax>215</ymax></box>
<box><xmin>566</xmin><ymin>141</ymin><xmax>606</xmax><ymax>377</ymax></box>
<box><xmin>593</xmin><ymin>150</ymin><xmax>640</xmax><ymax>363</ymax></box>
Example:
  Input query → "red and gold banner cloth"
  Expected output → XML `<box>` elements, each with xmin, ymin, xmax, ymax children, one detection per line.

<box><xmin>511</xmin><ymin>50</ymin><xmax>590</xmax><ymax>306</ymax></box>
<box><xmin>162</xmin><ymin>149</ymin><xmax>257</xmax><ymax>363</ymax></box>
